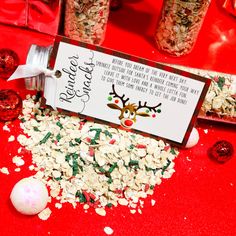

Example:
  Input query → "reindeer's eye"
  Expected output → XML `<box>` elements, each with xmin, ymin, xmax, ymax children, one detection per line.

<box><xmin>130</xmin><ymin>112</ymin><xmax>135</xmax><ymax>119</ymax></box>
<box><xmin>123</xmin><ymin>109</ymin><xmax>130</xmax><ymax>118</ymax></box>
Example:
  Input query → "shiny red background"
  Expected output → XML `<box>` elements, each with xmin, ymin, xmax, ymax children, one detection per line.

<box><xmin>0</xmin><ymin>0</ymin><xmax>236</xmax><ymax>235</ymax></box>
<box><xmin>0</xmin><ymin>0</ymin><xmax>61</xmax><ymax>35</ymax></box>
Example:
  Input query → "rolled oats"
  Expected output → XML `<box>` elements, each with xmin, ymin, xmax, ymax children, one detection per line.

<box><xmin>14</xmin><ymin>95</ymin><xmax>178</xmax><ymax>218</ymax></box>
<box><xmin>104</xmin><ymin>226</ymin><xmax>113</xmax><ymax>235</ymax></box>
<box><xmin>3</xmin><ymin>124</ymin><xmax>10</xmax><ymax>132</ymax></box>
<box><xmin>38</xmin><ymin>207</ymin><xmax>52</xmax><ymax>221</ymax></box>
<box><xmin>151</xmin><ymin>199</ymin><xmax>156</xmax><ymax>206</ymax></box>
<box><xmin>95</xmin><ymin>207</ymin><xmax>106</xmax><ymax>216</ymax></box>
<box><xmin>8</xmin><ymin>135</ymin><xmax>15</xmax><ymax>142</ymax></box>
<box><xmin>12</xmin><ymin>156</ymin><xmax>25</xmax><ymax>167</ymax></box>
<box><xmin>0</xmin><ymin>167</ymin><xmax>9</xmax><ymax>175</ymax></box>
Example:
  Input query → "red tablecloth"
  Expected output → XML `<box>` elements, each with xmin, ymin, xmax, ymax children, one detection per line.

<box><xmin>0</xmin><ymin>0</ymin><xmax>236</xmax><ymax>235</ymax></box>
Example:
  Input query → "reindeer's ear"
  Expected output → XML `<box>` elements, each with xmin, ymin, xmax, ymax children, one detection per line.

<box><xmin>107</xmin><ymin>103</ymin><xmax>122</xmax><ymax>110</ymax></box>
<box><xmin>136</xmin><ymin>112</ymin><xmax>150</xmax><ymax>117</ymax></box>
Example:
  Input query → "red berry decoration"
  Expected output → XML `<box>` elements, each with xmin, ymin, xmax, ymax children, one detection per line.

<box><xmin>115</xmin><ymin>99</ymin><xmax>119</xmax><ymax>104</ymax></box>
<box><xmin>208</xmin><ymin>140</ymin><xmax>234</xmax><ymax>163</ymax></box>
<box><xmin>0</xmin><ymin>89</ymin><xmax>22</xmax><ymax>122</ymax></box>
<box><xmin>0</xmin><ymin>49</ymin><xmax>19</xmax><ymax>79</ymax></box>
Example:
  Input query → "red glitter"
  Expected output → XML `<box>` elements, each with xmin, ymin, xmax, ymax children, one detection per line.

<box><xmin>0</xmin><ymin>89</ymin><xmax>22</xmax><ymax>122</ymax></box>
<box><xmin>208</xmin><ymin>140</ymin><xmax>234</xmax><ymax>163</ymax></box>
<box><xmin>0</xmin><ymin>49</ymin><xmax>19</xmax><ymax>79</ymax></box>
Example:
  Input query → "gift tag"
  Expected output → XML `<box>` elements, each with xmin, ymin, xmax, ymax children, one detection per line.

<box><xmin>44</xmin><ymin>36</ymin><xmax>211</xmax><ymax>146</ymax></box>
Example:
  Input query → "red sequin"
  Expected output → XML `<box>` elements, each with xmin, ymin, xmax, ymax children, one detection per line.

<box><xmin>0</xmin><ymin>89</ymin><xmax>22</xmax><ymax>122</ymax></box>
<box><xmin>208</xmin><ymin>140</ymin><xmax>234</xmax><ymax>163</ymax></box>
<box><xmin>0</xmin><ymin>49</ymin><xmax>19</xmax><ymax>79</ymax></box>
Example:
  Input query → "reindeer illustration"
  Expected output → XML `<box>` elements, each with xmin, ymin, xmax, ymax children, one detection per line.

<box><xmin>107</xmin><ymin>84</ymin><xmax>162</xmax><ymax>129</ymax></box>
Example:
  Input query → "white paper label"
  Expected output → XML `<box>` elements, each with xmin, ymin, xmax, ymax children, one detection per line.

<box><xmin>44</xmin><ymin>38</ymin><xmax>210</xmax><ymax>146</ymax></box>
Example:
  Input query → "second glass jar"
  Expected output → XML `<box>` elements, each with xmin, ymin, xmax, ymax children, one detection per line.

<box><xmin>155</xmin><ymin>0</ymin><xmax>211</xmax><ymax>57</ymax></box>
<box><xmin>64</xmin><ymin>0</ymin><xmax>110</xmax><ymax>45</ymax></box>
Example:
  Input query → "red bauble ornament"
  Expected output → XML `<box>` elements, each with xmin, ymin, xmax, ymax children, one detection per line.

<box><xmin>208</xmin><ymin>140</ymin><xmax>234</xmax><ymax>163</ymax></box>
<box><xmin>0</xmin><ymin>90</ymin><xmax>22</xmax><ymax>122</ymax></box>
<box><xmin>110</xmin><ymin>0</ymin><xmax>122</xmax><ymax>11</ymax></box>
<box><xmin>0</xmin><ymin>49</ymin><xmax>19</xmax><ymax>79</ymax></box>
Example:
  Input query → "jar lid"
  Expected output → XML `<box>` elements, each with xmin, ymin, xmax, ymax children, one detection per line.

<box><xmin>26</xmin><ymin>44</ymin><xmax>52</xmax><ymax>68</ymax></box>
<box><xmin>25</xmin><ymin>44</ymin><xmax>52</xmax><ymax>91</ymax></box>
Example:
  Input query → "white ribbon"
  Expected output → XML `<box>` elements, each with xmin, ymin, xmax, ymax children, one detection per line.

<box><xmin>8</xmin><ymin>64</ymin><xmax>57</xmax><ymax>110</ymax></box>
<box><xmin>8</xmin><ymin>64</ymin><xmax>56</xmax><ymax>81</ymax></box>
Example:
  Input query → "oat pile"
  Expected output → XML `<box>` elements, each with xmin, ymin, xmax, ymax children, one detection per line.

<box><xmin>15</xmin><ymin>95</ymin><xmax>178</xmax><ymax>217</ymax></box>
<box><xmin>155</xmin><ymin>0</ymin><xmax>211</xmax><ymax>56</ymax></box>
<box><xmin>202</xmin><ymin>75</ymin><xmax>236</xmax><ymax>118</ymax></box>
<box><xmin>64</xmin><ymin>0</ymin><xmax>110</xmax><ymax>45</ymax></box>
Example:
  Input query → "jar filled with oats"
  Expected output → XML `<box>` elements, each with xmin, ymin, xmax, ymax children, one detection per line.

<box><xmin>64</xmin><ymin>0</ymin><xmax>111</xmax><ymax>45</ymax></box>
<box><xmin>155</xmin><ymin>0</ymin><xmax>211</xmax><ymax>57</ymax></box>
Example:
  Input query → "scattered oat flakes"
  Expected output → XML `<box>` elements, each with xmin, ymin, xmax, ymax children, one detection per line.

<box><xmin>55</xmin><ymin>203</ymin><xmax>62</xmax><ymax>209</ymax></box>
<box><xmin>186</xmin><ymin>156</ymin><xmax>191</xmax><ymax>162</ymax></box>
<box><xmin>204</xmin><ymin>129</ymin><xmax>208</xmax><ymax>134</ymax></box>
<box><xmin>95</xmin><ymin>208</ymin><xmax>106</xmax><ymax>216</ymax></box>
<box><xmin>38</xmin><ymin>207</ymin><xmax>52</xmax><ymax>220</ymax></box>
<box><xmin>83</xmin><ymin>204</ymin><xmax>90</xmax><ymax>210</ymax></box>
<box><xmin>3</xmin><ymin>124</ymin><xmax>10</xmax><ymax>132</ymax></box>
<box><xmin>14</xmin><ymin>168</ymin><xmax>21</xmax><ymax>172</ymax></box>
<box><xmin>151</xmin><ymin>199</ymin><xmax>156</xmax><ymax>206</ymax></box>
<box><xmin>130</xmin><ymin>209</ymin><xmax>136</xmax><ymax>214</ymax></box>
<box><xmin>104</xmin><ymin>226</ymin><xmax>113</xmax><ymax>235</ymax></box>
<box><xmin>137</xmin><ymin>208</ymin><xmax>142</xmax><ymax>214</ymax></box>
<box><xmin>29</xmin><ymin>165</ymin><xmax>35</xmax><ymax>171</ymax></box>
<box><xmin>8</xmin><ymin>135</ymin><xmax>15</xmax><ymax>142</ymax></box>
<box><xmin>0</xmin><ymin>167</ymin><xmax>9</xmax><ymax>175</ymax></box>
<box><xmin>17</xmin><ymin>147</ymin><xmax>22</xmax><ymax>154</ymax></box>
<box><xmin>14</xmin><ymin>95</ymin><xmax>178</xmax><ymax>218</ymax></box>
<box><xmin>12</xmin><ymin>156</ymin><xmax>25</xmax><ymax>166</ymax></box>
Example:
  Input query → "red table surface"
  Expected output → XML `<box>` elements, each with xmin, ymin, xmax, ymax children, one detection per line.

<box><xmin>0</xmin><ymin>0</ymin><xmax>236</xmax><ymax>235</ymax></box>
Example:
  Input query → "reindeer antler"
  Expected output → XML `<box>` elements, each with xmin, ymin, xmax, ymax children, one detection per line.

<box><xmin>109</xmin><ymin>84</ymin><xmax>129</xmax><ymax>107</ymax></box>
<box><xmin>137</xmin><ymin>101</ymin><xmax>162</xmax><ymax>113</ymax></box>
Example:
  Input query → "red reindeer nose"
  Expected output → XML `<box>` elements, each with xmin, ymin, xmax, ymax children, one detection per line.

<box><xmin>124</xmin><ymin>119</ymin><xmax>133</xmax><ymax>127</ymax></box>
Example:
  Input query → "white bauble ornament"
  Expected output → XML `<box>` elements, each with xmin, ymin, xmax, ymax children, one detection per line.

<box><xmin>10</xmin><ymin>177</ymin><xmax>48</xmax><ymax>215</ymax></box>
<box><xmin>185</xmin><ymin>127</ymin><xmax>199</xmax><ymax>148</ymax></box>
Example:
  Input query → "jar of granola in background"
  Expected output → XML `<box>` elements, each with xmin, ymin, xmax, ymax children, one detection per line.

<box><xmin>64</xmin><ymin>0</ymin><xmax>111</xmax><ymax>45</ymax></box>
<box><xmin>155</xmin><ymin>0</ymin><xmax>211</xmax><ymax>57</ymax></box>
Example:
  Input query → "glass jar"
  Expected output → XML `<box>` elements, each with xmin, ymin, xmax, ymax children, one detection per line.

<box><xmin>25</xmin><ymin>45</ymin><xmax>52</xmax><ymax>90</ymax></box>
<box><xmin>155</xmin><ymin>0</ymin><xmax>211</xmax><ymax>57</ymax></box>
<box><xmin>64</xmin><ymin>0</ymin><xmax>111</xmax><ymax>45</ymax></box>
